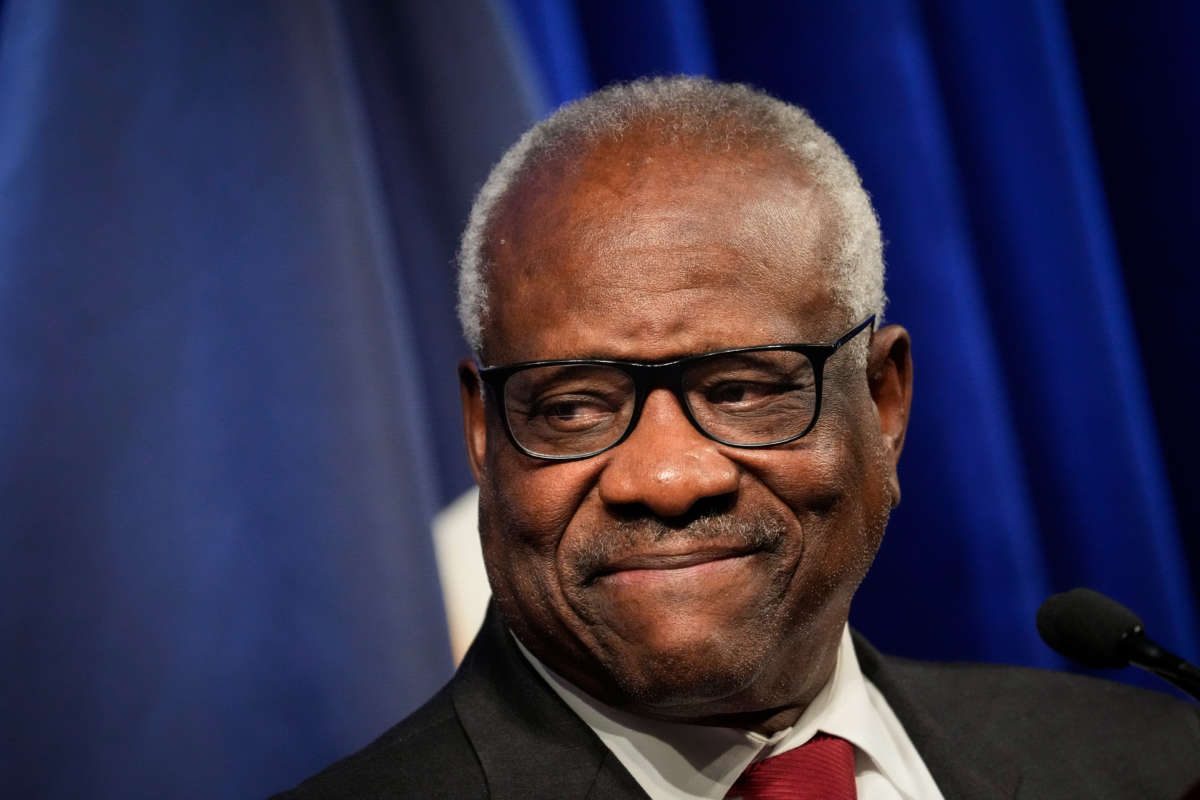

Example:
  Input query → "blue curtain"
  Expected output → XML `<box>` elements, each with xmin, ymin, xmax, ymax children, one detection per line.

<box><xmin>0</xmin><ymin>1</ymin><xmax>533</xmax><ymax>797</ymax></box>
<box><xmin>1</xmin><ymin>1</ymin><xmax>1195</xmax><ymax>798</ymax></box>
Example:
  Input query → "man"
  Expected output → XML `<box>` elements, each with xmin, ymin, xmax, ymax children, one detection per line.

<box><xmin>277</xmin><ymin>77</ymin><xmax>1200</xmax><ymax>799</ymax></box>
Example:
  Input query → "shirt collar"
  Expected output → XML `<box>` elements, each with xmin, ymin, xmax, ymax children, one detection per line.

<box><xmin>514</xmin><ymin>626</ymin><xmax>922</xmax><ymax>800</ymax></box>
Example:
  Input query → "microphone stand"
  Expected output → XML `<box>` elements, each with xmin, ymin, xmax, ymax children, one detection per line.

<box><xmin>1122</xmin><ymin>628</ymin><xmax>1200</xmax><ymax>702</ymax></box>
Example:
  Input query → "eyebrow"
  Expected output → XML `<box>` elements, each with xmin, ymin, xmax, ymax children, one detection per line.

<box><xmin>492</xmin><ymin>341</ymin><xmax>802</xmax><ymax>368</ymax></box>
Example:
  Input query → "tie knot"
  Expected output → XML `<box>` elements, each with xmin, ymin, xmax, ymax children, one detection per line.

<box><xmin>726</xmin><ymin>732</ymin><xmax>857</xmax><ymax>800</ymax></box>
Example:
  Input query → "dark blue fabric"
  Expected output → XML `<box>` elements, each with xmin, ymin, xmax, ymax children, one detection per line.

<box><xmin>0</xmin><ymin>1</ymin><xmax>535</xmax><ymax>797</ymax></box>
<box><xmin>903</xmin><ymin>0</ymin><xmax>1193</xmax><ymax>660</ymax></box>
<box><xmin>507</xmin><ymin>0</ymin><xmax>594</xmax><ymax>104</ymax></box>
<box><xmin>336</xmin><ymin>0</ymin><xmax>542</xmax><ymax>505</ymax></box>
<box><xmin>1065</xmin><ymin>1</ymin><xmax>1200</xmax><ymax>615</ymax></box>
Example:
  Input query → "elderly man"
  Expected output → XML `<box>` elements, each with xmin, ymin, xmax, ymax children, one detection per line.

<box><xmin>277</xmin><ymin>78</ymin><xmax>1199</xmax><ymax>799</ymax></box>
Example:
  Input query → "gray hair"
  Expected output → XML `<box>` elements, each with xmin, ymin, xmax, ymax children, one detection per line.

<box><xmin>456</xmin><ymin>76</ymin><xmax>885</xmax><ymax>355</ymax></box>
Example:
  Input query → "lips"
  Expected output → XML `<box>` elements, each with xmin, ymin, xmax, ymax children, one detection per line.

<box><xmin>590</xmin><ymin>544</ymin><xmax>763</xmax><ymax>581</ymax></box>
<box><xmin>570</xmin><ymin>508</ymin><xmax>791</xmax><ymax>586</ymax></box>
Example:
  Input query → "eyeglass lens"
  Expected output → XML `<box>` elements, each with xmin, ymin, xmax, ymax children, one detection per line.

<box><xmin>501</xmin><ymin>350</ymin><xmax>818</xmax><ymax>458</ymax></box>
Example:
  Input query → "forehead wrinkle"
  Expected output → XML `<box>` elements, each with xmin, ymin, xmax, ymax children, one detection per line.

<box><xmin>493</xmin><ymin>140</ymin><xmax>831</xmax><ymax>282</ymax></box>
<box><xmin>584</xmin><ymin>168</ymin><xmax>829</xmax><ymax>269</ymax></box>
<box><xmin>484</xmin><ymin>144</ymin><xmax>848</xmax><ymax>363</ymax></box>
<box><xmin>512</xmin><ymin>288</ymin><xmax>810</xmax><ymax>363</ymax></box>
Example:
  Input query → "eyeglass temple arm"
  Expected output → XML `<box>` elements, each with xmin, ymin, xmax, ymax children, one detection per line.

<box><xmin>830</xmin><ymin>314</ymin><xmax>877</xmax><ymax>351</ymax></box>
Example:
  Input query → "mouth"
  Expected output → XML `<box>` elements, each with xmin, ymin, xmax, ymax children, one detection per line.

<box><xmin>590</xmin><ymin>545</ymin><xmax>764</xmax><ymax>583</ymax></box>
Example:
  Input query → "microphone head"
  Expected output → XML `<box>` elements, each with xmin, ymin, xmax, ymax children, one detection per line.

<box><xmin>1036</xmin><ymin>588</ymin><xmax>1144</xmax><ymax>669</ymax></box>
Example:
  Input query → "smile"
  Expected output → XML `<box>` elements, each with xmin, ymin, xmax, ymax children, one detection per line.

<box><xmin>591</xmin><ymin>546</ymin><xmax>763</xmax><ymax>584</ymax></box>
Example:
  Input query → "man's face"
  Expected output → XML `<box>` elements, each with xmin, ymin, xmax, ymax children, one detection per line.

<box><xmin>460</xmin><ymin>138</ymin><xmax>911</xmax><ymax>730</ymax></box>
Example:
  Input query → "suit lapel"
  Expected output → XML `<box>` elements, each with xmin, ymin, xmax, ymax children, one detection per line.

<box><xmin>852</xmin><ymin>632</ymin><xmax>1023</xmax><ymax>800</ymax></box>
<box><xmin>452</xmin><ymin>611</ymin><xmax>1025</xmax><ymax>799</ymax></box>
<box><xmin>451</xmin><ymin>605</ymin><xmax>648</xmax><ymax>799</ymax></box>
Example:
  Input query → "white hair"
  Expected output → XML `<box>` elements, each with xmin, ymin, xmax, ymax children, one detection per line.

<box><xmin>456</xmin><ymin>76</ymin><xmax>885</xmax><ymax>356</ymax></box>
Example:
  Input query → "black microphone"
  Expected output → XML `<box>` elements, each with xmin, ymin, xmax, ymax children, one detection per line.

<box><xmin>1037</xmin><ymin>587</ymin><xmax>1200</xmax><ymax>702</ymax></box>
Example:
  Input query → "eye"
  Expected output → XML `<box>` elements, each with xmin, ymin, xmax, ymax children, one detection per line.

<box><xmin>528</xmin><ymin>394</ymin><xmax>618</xmax><ymax>432</ymax></box>
<box><xmin>704</xmin><ymin>380</ymin><xmax>797</xmax><ymax>408</ymax></box>
<box><xmin>503</xmin><ymin>364</ymin><xmax>635</xmax><ymax>449</ymax></box>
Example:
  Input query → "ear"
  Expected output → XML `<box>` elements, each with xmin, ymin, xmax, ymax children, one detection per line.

<box><xmin>459</xmin><ymin>358</ymin><xmax>488</xmax><ymax>483</ymax></box>
<box><xmin>866</xmin><ymin>325</ymin><xmax>913</xmax><ymax>506</ymax></box>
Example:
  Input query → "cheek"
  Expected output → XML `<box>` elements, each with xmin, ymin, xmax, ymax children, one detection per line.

<box><xmin>749</xmin><ymin>420</ymin><xmax>888</xmax><ymax>579</ymax></box>
<box><xmin>807</xmin><ymin>429</ymin><xmax>891</xmax><ymax>580</ymax></box>
<box><xmin>478</xmin><ymin>443</ymin><xmax>610</xmax><ymax>649</ymax></box>
<box><xmin>744</xmin><ymin>440</ymin><xmax>851</xmax><ymax>520</ymax></box>
<box><xmin>479</xmin><ymin>434</ymin><xmax>603</xmax><ymax>577</ymax></box>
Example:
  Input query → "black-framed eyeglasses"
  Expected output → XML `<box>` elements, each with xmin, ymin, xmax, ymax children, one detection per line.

<box><xmin>478</xmin><ymin>315</ymin><xmax>875</xmax><ymax>461</ymax></box>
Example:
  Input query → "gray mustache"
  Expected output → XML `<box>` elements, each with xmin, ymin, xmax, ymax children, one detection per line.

<box><xmin>571</xmin><ymin>508</ymin><xmax>791</xmax><ymax>581</ymax></box>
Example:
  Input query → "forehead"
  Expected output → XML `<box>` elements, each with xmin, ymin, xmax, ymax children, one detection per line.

<box><xmin>483</xmin><ymin>139</ymin><xmax>843</xmax><ymax>364</ymax></box>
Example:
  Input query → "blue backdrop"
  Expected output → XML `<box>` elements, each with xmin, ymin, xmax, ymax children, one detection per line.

<box><xmin>1</xmin><ymin>1</ymin><xmax>1195</xmax><ymax>797</ymax></box>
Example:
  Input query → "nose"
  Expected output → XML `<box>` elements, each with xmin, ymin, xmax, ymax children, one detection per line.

<box><xmin>596</xmin><ymin>388</ymin><xmax>740</xmax><ymax>518</ymax></box>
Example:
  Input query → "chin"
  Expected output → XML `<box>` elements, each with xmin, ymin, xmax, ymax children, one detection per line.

<box><xmin>601</xmin><ymin>630</ymin><xmax>773</xmax><ymax>714</ymax></box>
<box><xmin>601</xmin><ymin>593</ymin><xmax>849</xmax><ymax>722</ymax></box>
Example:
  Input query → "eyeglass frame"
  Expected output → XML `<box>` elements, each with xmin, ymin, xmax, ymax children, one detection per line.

<box><xmin>476</xmin><ymin>314</ymin><xmax>877</xmax><ymax>462</ymax></box>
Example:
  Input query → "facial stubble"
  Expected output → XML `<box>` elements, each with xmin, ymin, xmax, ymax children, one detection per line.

<box><xmin>557</xmin><ymin>505</ymin><xmax>811</xmax><ymax>710</ymax></box>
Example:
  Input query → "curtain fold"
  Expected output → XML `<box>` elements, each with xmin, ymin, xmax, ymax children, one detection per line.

<box><xmin>0</xmin><ymin>1</ymin><xmax>535</xmax><ymax>796</ymax></box>
<box><xmin>1065</xmin><ymin>1</ymin><xmax>1200</xmax><ymax>615</ymax></box>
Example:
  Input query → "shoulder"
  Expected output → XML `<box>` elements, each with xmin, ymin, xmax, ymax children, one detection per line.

<box><xmin>870</xmin><ymin>650</ymin><xmax>1200</xmax><ymax>795</ymax></box>
<box><xmin>853</xmin><ymin>632</ymin><xmax>1200</xmax><ymax>740</ymax></box>
<box><xmin>886</xmin><ymin>654</ymin><xmax>1199</xmax><ymax>733</ymax></box>
<box><xmin>269</xmin><ymin>682</ymin><xmax>486</xmax><ymax>800</ymax></box>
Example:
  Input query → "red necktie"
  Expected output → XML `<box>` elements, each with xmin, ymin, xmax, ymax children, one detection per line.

<box><xmin>726</xmin><ymin>732</ymin><xmax>857</xmax><ymax>800</ymax></box>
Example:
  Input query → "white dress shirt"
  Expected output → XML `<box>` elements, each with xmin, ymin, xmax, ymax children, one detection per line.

<box><xmin>516</xmin><ymin>626</ymin><xmax>945</xmax><ymax>800</ymax></box>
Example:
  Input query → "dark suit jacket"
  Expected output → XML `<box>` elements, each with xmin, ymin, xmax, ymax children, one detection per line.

<box><xmin>274</xmin><ymin>606</ymin><xmax>1200</xmax><ymax>799</ymax></box>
